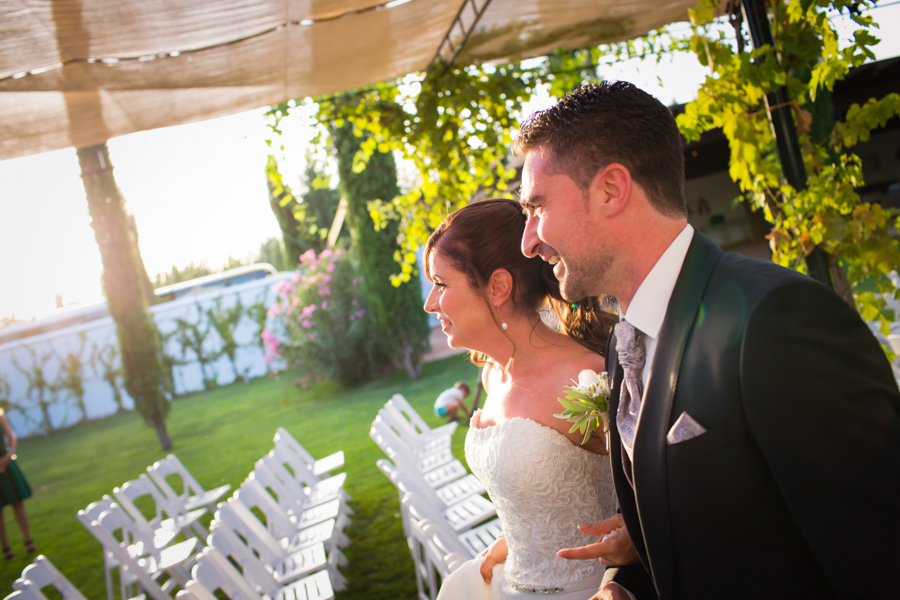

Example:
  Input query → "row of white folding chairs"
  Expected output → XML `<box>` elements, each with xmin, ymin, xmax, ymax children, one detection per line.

<box><xmin>371</xmin><ymin>410</ymin><xmax>497</xmax><ymax>533</ymax></box>
<box><xmin>75</xmin><ymin>429</ymin><xmax>347</xmax><ymax>600</ymax></box>
<box><xmin>78</xmin><ymin>453</ymin><xmax>227</xmax><ymax>600</ymax></box>
<box><xmin>370</xmin><ymin>394</ymin><xmax>503</xmax><ymax>599</ymax></box>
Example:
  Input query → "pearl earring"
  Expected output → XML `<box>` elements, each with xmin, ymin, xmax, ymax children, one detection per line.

<box><xmin>496</xmin><ymin>303</ymin><xmax>508</xmax><ymax>330</ymax></box>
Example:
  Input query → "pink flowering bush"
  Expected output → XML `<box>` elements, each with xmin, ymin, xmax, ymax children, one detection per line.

<box><xmin>262</xmin><ymin>249</ymin><xmax>377</xmax><ymax>384</ymax></box>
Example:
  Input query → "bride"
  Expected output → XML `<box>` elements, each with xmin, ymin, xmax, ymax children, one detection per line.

<box><xmin>423</xmin><ymin>198</ymin><xmax>620</xmax><ymax>599</ymax></box>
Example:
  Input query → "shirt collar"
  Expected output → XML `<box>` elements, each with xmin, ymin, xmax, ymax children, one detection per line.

<box><xmin>622</xmin><ymin>224</ymin><xmax>694</xmax><ymax>340</ymax></box>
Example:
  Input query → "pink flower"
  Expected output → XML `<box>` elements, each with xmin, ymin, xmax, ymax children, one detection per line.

<box><xmin>319</xmin><ymin>287</ymin><xmax>331</xmax><ymax>296</ymax></box>
<box><xmin>351</xmin><ymin>300</ymin><xmax>357</xmax><ymax>306</ymax></box>
<box><xmin>351</xmin><ymin>278</ymin><xmax>358</xmax><ymax>286</ymax></box>
<box><xmin>291</xmin><ymin>272</ymin><xmax>301</xmax><ymax>284</ymax></box>
<box><xmin>302</xmin><ymin>320</ymin><xmax>312</xmax><ymax>328</ymax></box>
<box><xmin>323</xmin><ymin>274</ymin><xmax>332</xmax><ymax>283</ymax></box>
<box><xmin>292</xmin><ymin>297</ymin><xmax>300</xmax><ymax>306</ymax></box>
<box><xmin>320</xmin><ymin>249</ymin><xmax>334</xmax><ymax>259</ymax></box>
<box><xmin>299</xmin><ymin>249</ymin><xmax>317</xmax><ymax>263</ymax></box>
<box><xmin>308</xmin><ymin>333</ymin><xmax>316</xmax><ymax>340</ymax></box>
<box><xmin>321</xmin><ymin>301</ymin><xmax>328</xmax><ymax>310</ymax></box>
<box><xmin>327</xmin><ymin>264</ymin><xmax>335</xmax><ymax>272</ymax></box>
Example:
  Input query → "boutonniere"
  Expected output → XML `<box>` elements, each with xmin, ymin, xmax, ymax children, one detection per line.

<box><xmin>554</xmin><ymin>369</ymin><xmax>611</xmax><ymax>444</ymax></box>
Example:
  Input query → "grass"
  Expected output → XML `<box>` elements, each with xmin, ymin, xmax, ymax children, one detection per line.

<box><xmin>0</xmin><ymin>354</ymin><xmax>480</xmax><ymax>599</ymax></box>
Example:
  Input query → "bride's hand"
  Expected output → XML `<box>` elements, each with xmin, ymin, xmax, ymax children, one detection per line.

<box><xmin>479</xmin><ymin>535</ymin><xmax>508</xmax><ymax>583</ymax></box>
<box><xmin>556</xmin><ymin>514</ymin><xmax>640</xmax><ymax>566</ymax></box>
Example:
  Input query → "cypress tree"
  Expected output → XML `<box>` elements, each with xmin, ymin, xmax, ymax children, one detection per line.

<box><xmin>331</xmin><ymin>124</ymin><xmax>431</xmax><ymax>379</ymax></box>
<box><xmin>77</xmin><ymin>144</ymin><xmax>172</xmax><ymax>450</ymax></box>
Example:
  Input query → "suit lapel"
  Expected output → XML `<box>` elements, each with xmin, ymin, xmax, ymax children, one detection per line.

<box><xmin>631</xmin><ymin>231</ymin><xmax>723</xmax><ymax>599</ymax></box>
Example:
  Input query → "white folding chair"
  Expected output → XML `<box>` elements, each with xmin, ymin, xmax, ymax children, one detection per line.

<box><xmin>274</xmin><ymin>428</ymin><xmax>345</xmax><ymax>477</ymax></box>
<box><xmin>402</xmin><ymin>492</ymin><xmax>504</xmax><ymax>559</ymax></box>
<box><xmin>215</xmin><ymin>498</ymin><xmax>349</xmax><ymax>569</ymax></box>
<box><xmin>208</xmin><ymin>521</ymin><xmax>346</xmax><ymax>592</ymax></box>
<box><xmin>236</xmin><ymin>479</ymin><xmax>348</xmax><ymax>538</ymax></box>
<box><xmin>266</xmin><ymin>446</ymin><xmax>352</xmax><ymax>504</ymax></box>
<box><xmin>174</xmin><ymin>581</ymin><xmax>216</xmax><ymax>600</ymax></box>
<box><xmin>376</xmin><ymin>459</ymin><xmax>495</xmax><ymax>533</ymax></box>
<box><xmin>387</xmin><ymin>394</ymin><xmax>458</xmax><ymax>440</ymax></box>
<box><xmin>114</xmin><ymin>474</ymin><xmax>208</xmax><ymax>540</ymax></box>
<box><xmin>378</xmin><ymin>405</ymin><xmax>451</xmax><ymax>456</ymax></box>
<box><xmin>374</xmin><ymin>412</ymin><xmax>453</xmax><ymax>463</ymax></box>
<box><xmin>370</xmin><ymin>419</ymin><xmax>467</xmax><ymax>489</ymax></box>
<box><xmin>13</xmin><ymin>556</ymin><xmax>88</xmax><ymax>600</ymax></box>
<box><xmin>76</xmin><ymin>496</ymin><xmax>122</xmax><ymax>600</ymax></box>
<box><xmin>147</xmin><ymin>455</ymin><xmax>232</xmax><ymax>514</ymax></box>
<box><xmin>191</xmin><ymin>547</ymin><xmax>334</xmax><ymax>600</ymax></box>
<box><xmin>80</xmin><ymin>504</ymin><xmax>192</xmax><ymax>600</ymax></box>
<box><xmin>259</xmin><ymin>450</ymin><xmax>352</xmax><ymax>515</ymax></box>
<box><xmin>369</xmin><ymin>415</ymin><xmax>467</xmax><ymax>480</ymax></box>
<box><xmin>377</xmin><ymin>455</ymin><xmax>485</xmax><ymax>507</ymax></box>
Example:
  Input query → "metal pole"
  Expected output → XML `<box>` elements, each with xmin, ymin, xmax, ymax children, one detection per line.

<box><xmin>741</xmin><ymin>0</ymin><xmax>834</xmax><ymax>288</ymax></box>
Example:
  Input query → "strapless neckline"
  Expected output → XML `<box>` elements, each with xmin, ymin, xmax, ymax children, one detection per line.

<box><xmin>469</xmin><ymin>413</ymin><xmax>607</xmax><ymax>458</ymax></box>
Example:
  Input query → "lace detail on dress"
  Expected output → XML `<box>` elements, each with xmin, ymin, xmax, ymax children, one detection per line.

<box><xmin>465</xmin><ymin>417</ymin><xmax>619</xmax><ymax>591</ymax></box>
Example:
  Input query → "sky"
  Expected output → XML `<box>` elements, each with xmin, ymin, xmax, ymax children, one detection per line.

<box><xmin>1</xmin><ymin>4</ymin><xmax>899</xmax><ymax>322</ymax></box>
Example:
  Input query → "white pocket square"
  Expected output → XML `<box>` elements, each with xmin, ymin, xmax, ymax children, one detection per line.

<box><xmin>666</xmin><ymin>412</ymin><xmax>707</xmax><ymax>445</ymax></box>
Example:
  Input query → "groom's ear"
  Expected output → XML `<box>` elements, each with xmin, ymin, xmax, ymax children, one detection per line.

<box><xmin>488</xmin><ymin>269</ymin><xmax>514</xmax><ymax>306</ymax></box>
<box><xmin>590</xmin><ymin>163</ymin><xmax>632</xmax><ymax>218</ymax></box>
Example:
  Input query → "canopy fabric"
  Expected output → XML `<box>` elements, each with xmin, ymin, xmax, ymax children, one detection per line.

<box><xmin>0</xmin><ymin>0</ymin><xmax>699</xmax><ymax>161</ymax></box>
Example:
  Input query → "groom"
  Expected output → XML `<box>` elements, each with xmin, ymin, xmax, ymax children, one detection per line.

<box><xmin>516</xmin><ymin>81</ymin><xmax>900</xmax><ymax>599</ymax></box>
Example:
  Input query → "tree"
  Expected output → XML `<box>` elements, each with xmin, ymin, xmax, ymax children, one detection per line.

<box><xmin>330</xmin><ymin>122</ymin><xmax>431</xmax><ymax>379</ymax></box>
<box><xmin>77</xmin><ymin>144</ymin><xmax>172</xmax><ymax>450</ymax></box>
<box><xmin>674</xmin><ymin>0</ymin><xmax>899</xmax><ymax>332</ymax></box>
<box><xmin>265</xmin><ymin>155</ymin><xmax>344</xmax><ymax>270</ymax></box>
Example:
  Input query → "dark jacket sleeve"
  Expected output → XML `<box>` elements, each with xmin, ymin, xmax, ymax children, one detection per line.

<box><xmin>741</xmin><ymin>280</ymin><xmax>900</xmax><ymax>596</ymax></box>
<box><xmin>603</xmin><ymin>564</ymin><xmax>660</xmax><ymax>600</ymax></box>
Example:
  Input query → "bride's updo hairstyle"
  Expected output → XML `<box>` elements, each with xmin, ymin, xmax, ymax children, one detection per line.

<box><xmin>424</xmin><ymin>198</ymin><xmax>616</xmax><ymax>364</ymax></box>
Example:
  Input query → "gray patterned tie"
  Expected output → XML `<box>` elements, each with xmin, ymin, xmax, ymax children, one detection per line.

<box><xmin>615</xmin><ymin>320</ymin><xmax>645</xmax><ymax>462</ymax></box>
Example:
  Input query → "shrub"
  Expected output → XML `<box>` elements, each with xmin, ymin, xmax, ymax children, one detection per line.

<box><xmin>263</xmin><ymin>249</ymin><xmax>381</xmax><ymax>385</ymax></box>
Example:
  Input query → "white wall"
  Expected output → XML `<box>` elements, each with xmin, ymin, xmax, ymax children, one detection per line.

<box><xmin>0</xmin><ymin>272</ymin><xmax>291</xmax><ymax>437</ymax></box>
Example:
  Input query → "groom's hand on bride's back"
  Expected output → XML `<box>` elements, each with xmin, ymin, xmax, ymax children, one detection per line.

<box><xmin>556</xmin><ymin>514</ymin><xmax>640</xmax><ymax>566</ymax></box>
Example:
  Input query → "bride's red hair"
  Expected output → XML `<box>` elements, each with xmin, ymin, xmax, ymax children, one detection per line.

<box><xmin>424</xmin><ymin>198</ymin><xmax>616</xmax><ymax>365</ymax></box>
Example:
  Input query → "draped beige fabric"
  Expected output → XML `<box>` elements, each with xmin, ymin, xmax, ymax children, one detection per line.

<box><xmin>0</xmin><ymin>0</ymin><xmax>699</xmax><ymax>161</ymax></box>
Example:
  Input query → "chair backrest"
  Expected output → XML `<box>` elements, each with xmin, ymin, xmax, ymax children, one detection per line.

<box><xmin>268</xmin><ymin>445</ymin><xmax>319</xmax><ymax>489</ymax></box>
<box><xmin>214</xmin><ymin>499</ymin><xmax>285</xmax><ymax>564</ymax></box>
<box><xmin>273</xmin><ymin>427</ymin><xmax>316</xmax><ymax>466</ymax></box>
<box><xmin>76</xmin><ymin>496</ymin><xmax>115</xmax><ymax>529</ymax></box>
<box><xmin>190</xmin><ymin>548</ymin><xmax>260</xmax><ymax>600</ymax></box>
<box><xmin>147</xmin><ymin>455</ymin><xmax>205</xmax><ymax>506</ymax></box>
<box><xmin>234</xmin><ymin>478</ymin><xmax>297</xmax><ymax>539</ymax></box>
<box><xmin>370</xmin><ymin>417</ymin><xmax>424</xmax><ymax>475</ymax></box>
<box><xmin>375</xmin><ymin>457</ymin><xmax>441</xmax><ymax>508</ymax></box>
<box><xmin>113</xmin><ymin>474</ymin><xmax>182</xmax><ymax>531</ymax></box>
<box><xmin>13</xmin><ymin>556</ymin><xmax>88</xmax><ymax>600</ymax></box>
<box><xmin>386</xmin><ymin>394</ymin><xmax>431</xmax><ymax>435</ymax></box>
<box><xmin>250</xmin><ymin>462</ymin><xmax>305</xmax><ymax>516</ymax></box>
<box><xmin>207</xmin><ymin>523</ymin><xmax>279</xmax><ymax>594</ymax></box>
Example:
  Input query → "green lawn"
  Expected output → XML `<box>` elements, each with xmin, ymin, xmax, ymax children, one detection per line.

<box><xmin>0</xmin><ymin>355</ymin><xmax>479</xmax><ymax>599</ymax></box>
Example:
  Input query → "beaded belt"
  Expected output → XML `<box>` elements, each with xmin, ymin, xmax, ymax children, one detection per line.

<box><xmin>508</xmin><ymin>581</ymin><xmax>566</xmax><ymax>595</ymax></box>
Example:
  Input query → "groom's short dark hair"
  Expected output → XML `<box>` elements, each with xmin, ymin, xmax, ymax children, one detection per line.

<box><xmin>515</xmin><ymin>81</ymin><xmax>687</xmax><ymax>218</ymax></box>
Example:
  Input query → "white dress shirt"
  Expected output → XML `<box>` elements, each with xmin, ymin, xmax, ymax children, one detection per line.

<box><xmin>622</xmin><ymin>224</ymin><xmax>694</xmax><ymax>389</ymax></box>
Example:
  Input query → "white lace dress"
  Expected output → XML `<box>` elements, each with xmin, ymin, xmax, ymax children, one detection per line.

<box><xmin>437</xmin><ymin>416</ymin><xmax>618</xmax><ymax>599</ymax></box>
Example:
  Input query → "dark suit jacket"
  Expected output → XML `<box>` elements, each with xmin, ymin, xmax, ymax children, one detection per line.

<box><xmin>606</xmin><ymin>231</ymin><xmax>900</xmax><ymax>599</ymax></box>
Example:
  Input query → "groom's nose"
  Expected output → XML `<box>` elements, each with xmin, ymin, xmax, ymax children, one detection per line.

<box><xmin>522</xmin><ymin>215</ymin><xmax>541</xmax><ymax>258</ymax></box>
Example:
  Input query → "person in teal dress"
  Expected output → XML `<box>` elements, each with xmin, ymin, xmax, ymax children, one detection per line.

<box><xmin>0</xmin><ymin>408</ymin><xmax>33</xmax><ymax>560</ymax></box>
